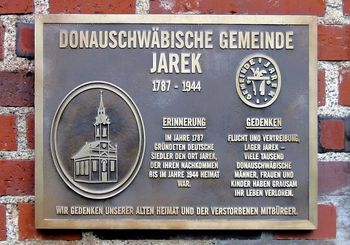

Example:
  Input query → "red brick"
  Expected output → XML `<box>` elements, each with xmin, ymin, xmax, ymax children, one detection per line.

<box><xmin>18</xmin><ymin>203</ymin><xmax>81</xmax><ymax>240</ymax></box>
<box><xmin>0</xmin><ymin>115</ymin><xmax>17</xmax><ymax>151</ymax></box>
<box><xmin>320</xmin><ymin>119</ymin><xmax>345</xmax><ymax>150</ymax></box>
<box><xmin>50</xmin><ymin>0</ymin><xmax>135</xmax><ymax>14</ymax></box>
<box><xmin>0</xmin><ymin>204</ymin><xmax>6</xmax><ymax>241</ymax></box>
<box><xmin>26</xmin><ymin>113</ymin><xmax>34</xmax><ymax>150</ymax></box>
<box><xmin>0</xmin><ymin>160</ymin><xmax>34</xmax><ymax>195</ymax></box>
<box><xmin>0</xmin><ymin>72</ymin><xmax>34</xmax><ymax>107</ymax></box>
<box><xmin>318</xmin><ymin>70</ymin><xmax>326</xmax><ymax>106</ymax></box>
<box><xmin>16</xmin><ymin>23</ymin><xmax>34</xmax><ymax>59</ymax></box>
<box><xmin>318</xmin><ymin>25</ymin><xmax>350</xmax><ymax>61</ymax></box>
<box><xmin>344</xmin><ymin>0</ymin><xmax>350</xmax><ymax>15</ymax></box>
<box><xmin>0</xmin><ymin>0</ymin><xmax>33</xmax><ymax>14</ymax></box>
<box><xmin>345</xmin><ymin>118</ymin><xmax>350</xmax><ymax>152</ymax></box>
<box><xmin>150</xmin><ymin>0</ymin><xmax>325</xmax><ymax>15</ymax></box>
<box><xmin>319</xmin><ymin>161</ymin><xmax>350</xmax><ymax>194</ymax></box>
<box><xmin>339</xmin><ymin>69</ymin><xmax>350</xmax><ymax>106</ymax></box>
<box><xmin>273</xmin><ymin>204</ymin><xmax>336</xmax><ymax>240</ymax></box>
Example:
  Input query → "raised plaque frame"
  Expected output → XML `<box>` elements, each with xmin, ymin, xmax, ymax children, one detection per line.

<box><xmin>35</xmin><ymin>14</ymin><xmax>317</xmax><ymax>230</ymax></box>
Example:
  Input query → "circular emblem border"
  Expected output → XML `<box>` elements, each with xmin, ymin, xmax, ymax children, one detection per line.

<box><xmin>235</xmin><ymin>53</ymin><xmax>281</xmax><ymax>108</ymax></box>
<box><xmin>50</xmin><ymin>81</ymin><xmax>146</xmax><ymax>199</ymax></box>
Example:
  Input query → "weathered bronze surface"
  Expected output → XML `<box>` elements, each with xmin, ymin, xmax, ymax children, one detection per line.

<box><xmin>35</xmin><ymin>15</ymin><xmax>317</xmax><ymax>230</ymax></box>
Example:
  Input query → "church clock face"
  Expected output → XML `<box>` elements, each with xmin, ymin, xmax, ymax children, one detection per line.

<box><xmin>50</xmin><ymin>81</ymin><xmax>145</xmax><ymax>199</ymax></box>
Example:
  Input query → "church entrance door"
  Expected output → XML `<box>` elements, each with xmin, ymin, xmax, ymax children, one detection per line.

<box><xmin>101</xmin><ymin>172</ymin><xmax>107</xmax><ymax>182</ymax></box>
<box><xmin>101</xmin><ymin>159</ymin><xmax>108</xmax><ymax>182</ymax></box>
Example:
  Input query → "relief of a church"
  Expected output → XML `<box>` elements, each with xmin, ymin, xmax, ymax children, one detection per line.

<box><xmin>71</xmin><ymin>91</ymin><xmax>118</xmax><ymax>183</ymax></box>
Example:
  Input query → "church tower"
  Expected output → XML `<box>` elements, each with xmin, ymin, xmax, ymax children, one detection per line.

<box><xmin>94</xmin><ymin>91</ymin><xmax>110</xmax><ymax>142</ymax></box>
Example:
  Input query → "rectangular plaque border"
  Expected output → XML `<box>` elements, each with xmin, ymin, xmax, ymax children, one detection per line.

<box><xmin>35</xmin><ymin>14</ymin><xmax>317</xmax><ymax>230</ymax></box>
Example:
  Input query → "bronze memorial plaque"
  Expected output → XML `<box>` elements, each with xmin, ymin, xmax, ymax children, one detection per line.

<box><xmin>35</xmin><ymin>15</ymin><xmax>317</xmax><ymax>229</ymax></box>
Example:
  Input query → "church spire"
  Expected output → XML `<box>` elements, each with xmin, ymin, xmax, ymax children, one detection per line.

<box><xmin>95</xmin><ymin>90</ymin><xmax>110</xmax><ymax>125</ymax></box>
<box><xmin>98</xmin><ymin>90</ymin><xmax>105</xmax><ymax>113</ymax></box>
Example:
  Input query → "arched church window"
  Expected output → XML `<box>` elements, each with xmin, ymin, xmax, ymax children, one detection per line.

<box><xmin>75</xmin><ymin>162</ymin><xmax>79</xmax><ymax>175</ymax></box>
<box><xmin>92</xmin><ymin>160</ymin><xmax>97</xmax><ymax>171</ymax></box>
<box><xmin>84</xmin><ymin>161</ymin><xmax>89</xmax><ymax>175</ymax></box>
<box><xmin>102</xmin><ymin>159</ymin><xmax>107</xmax><ymax>171</ymax></box>
<box><xmin>80</xmin><ymin>161</ymin><xmax>84</xmax><ymax>175</ymax></box>
<box><xmin>96</xmin><ymin>128</ymin><xmax>100</xmax><ymax>137</ymax></box>
<box><xmin>110</xmin><ymin>160</ymin><xmax>115</xmax><ymax>171</ymax></box>
<box><xmin>102</xmin><ymin>127</ymin><xmax>107</xmax><ymax>137</ymax></box>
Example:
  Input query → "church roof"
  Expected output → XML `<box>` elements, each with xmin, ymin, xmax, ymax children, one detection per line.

<box><xmin>95</xmin><ymin>91</ymin><xmax>110</xmax><ymax>125</ymax></box>
<box><xmin>71</xmin><ymin>140</ymin><xmax>116</xmax><ymax>159</ymax></box>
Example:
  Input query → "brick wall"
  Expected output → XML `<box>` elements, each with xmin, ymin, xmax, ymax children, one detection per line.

<box><xmin>0</xmin><ymin>0</ymin><xmax>349</xmax><ymax>243</ymax></box>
